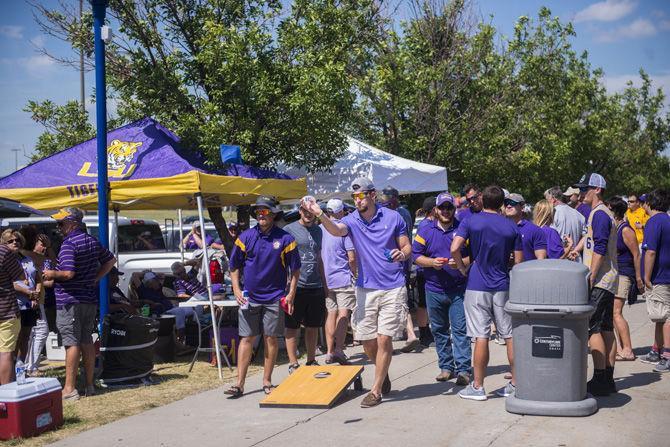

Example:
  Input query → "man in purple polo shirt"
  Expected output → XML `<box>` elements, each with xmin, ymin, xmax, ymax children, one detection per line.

<box><xmin>225</xmin><ymin>196</ymin><xmax>300</xmax><ymax>398</ymax></box>
<box><xmin>456</xmin><ymin>183</ymin><xmax>483</xmax><ymax>223</ymax></box>
<box><xmin>413</xmin><ymin>192</ymin><xmax>472</xmax><ymax>385</ymax></box>
<box><xmin>171</xmin><ymin>262</ymin><xmax>207</xmax><ymax>298</ymax></box>
<box><xmin>504</xmin><ymin>193</ymin><xmax>547</xmax><ymax>261</ymax></box>
<box><xmin>42</xmin><ymin>207</ymin><xmax>116</xmax><ymax>400</ymax></box>
<box><xmin>641</xmin><ymin>189</ymin><xmax>670</xmax><ymax>373</ymax></box>
<box><xmin>304</xmin><ymin>177</ymin><xmax>411</xmax><ymax>408</ymax></box>
<box><xmin>321</xmin><ymin>198</ymin><xmax>357</xmax><ymax>365</ymax></box>
<box><xmin>451</xmin><ymin>186</ymin><xmax>523</xmax><ymax>401</ymax></box>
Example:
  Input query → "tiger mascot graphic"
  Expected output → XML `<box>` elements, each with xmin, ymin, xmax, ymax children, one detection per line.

<box><xmin>107</xmin><ymin>139</ymin><xmax>142</xmax><ymax>171</ymax></box>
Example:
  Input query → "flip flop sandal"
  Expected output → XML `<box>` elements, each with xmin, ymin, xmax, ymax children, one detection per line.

<box><xmin>224</xmin><ymin>386</ymin><xmax>243</xmax><ymax>398</ymax></box>
<box><xmin>262</xmin><ymin>385</ymin><xmax>277</xmax><ymax>395</ymax></box>
<box><xmin>62</xmin><ymin>390</ymin><xmax>80</xmax><ymax>401</ymax></box>
<box><xmin>616</xmin><ymin>353</ymin><xmax>636</xmax><ymax>361</ymax></box>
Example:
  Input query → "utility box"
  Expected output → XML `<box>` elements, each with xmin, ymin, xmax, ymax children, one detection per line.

<box><xmin>505</xmin><ymin>260</ymin><xmax>598</xmax><ymax>417</ymax></box>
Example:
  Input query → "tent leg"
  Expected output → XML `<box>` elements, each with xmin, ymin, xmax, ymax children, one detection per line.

<box><xmin>196</xmin><ymin>194</ymin><xmax>223</xmax><ymax>381</ymax></box>
<box><xmin>177</xmin><ymin>208</ymin><xmax>184</xmax><ymax>263</ymax></box>
<box><xmin>113</xmin><ymin>206</ymin><xmax>119</xmax><ymax>263</ymax></box>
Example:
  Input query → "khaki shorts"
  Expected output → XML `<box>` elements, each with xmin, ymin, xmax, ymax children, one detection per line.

<box><xmin>0</xmin><ymin>317</ymin><xmax>20</xmax><ymax>352</ymax></box>
<box><xmin>646</xmin><ymin>284</ymin><xmax>670</xmax><ymax>322</ymax></box>
<box><xmin>326</xmin><ymin>286</ymin><xmax>356</xmax><ymax>312</ymax></box>
<box><xmin>464</xmin><ymin>290</ymin><xmax>512</xmax><ymax>339</ymax></box>
<box><xmin>352</xmin><ymin>286</ymin><xmax>407</xmax><ymax>341</ymax></box>
<box><xmin>616</xmin><ymin>275</ymin><xmax>633</xmax><ymax>299</ymax></box>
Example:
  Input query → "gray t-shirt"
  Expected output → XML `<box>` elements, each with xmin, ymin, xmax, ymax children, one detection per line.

<box><xmin>551</xmin><ymin>203</ymin><xmax>585</xmax><ymax>249</ymax></box>
<box><xmin>284</xmin><ymin>221</ymin><xmax>323</xmax><ymax>288</ymax></box>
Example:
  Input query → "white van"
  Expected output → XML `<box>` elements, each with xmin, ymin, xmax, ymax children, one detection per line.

<box><xmin>1</xmin><ymin>215</ymin><xmax>184</xmax><ymax>293</ymax></box>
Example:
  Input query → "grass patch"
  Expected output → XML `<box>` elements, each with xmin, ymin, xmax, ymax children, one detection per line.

<box><xmin>7</xmin><ymin>353</ymin><xmax>265</xmax><ymax>446</ymax></box>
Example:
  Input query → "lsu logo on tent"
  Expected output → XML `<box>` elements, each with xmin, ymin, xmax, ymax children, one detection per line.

<box><xmin>77</xmin><ymin>140</ymin><xmax>142</xmax><ymax>179</ymax></box>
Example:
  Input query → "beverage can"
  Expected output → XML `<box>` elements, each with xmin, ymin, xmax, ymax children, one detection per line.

<box><xmin>384</xmin><ymin>249</ymin><xmax>393</xmax><ymax>262</ymax></box>
<box><xmin>240</xmin><ymin>290</ymin><xmax>250</xmax><ymax>310</ymax></box>
<box><xmin>141</xmin><ymin>305</ymin><xmax>150</xmax><ymax>317</ymax></box>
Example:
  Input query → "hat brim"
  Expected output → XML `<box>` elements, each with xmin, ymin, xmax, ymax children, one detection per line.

<box><xmin>50</xmin><ymin>210</ymin><xmax>71</xmax><ymax>221</ymax></box>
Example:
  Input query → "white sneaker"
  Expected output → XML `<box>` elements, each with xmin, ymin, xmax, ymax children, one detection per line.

<box><xmin>458</xmin><ymin>384</ymin><xmax>487</xmax><ymax>401</ymax></box>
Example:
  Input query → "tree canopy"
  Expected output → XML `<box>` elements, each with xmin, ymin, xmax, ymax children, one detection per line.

<box><xmin>26</xmin><ymin>0</ymin><xmax>670</xmax><ymax>199</ymax></box>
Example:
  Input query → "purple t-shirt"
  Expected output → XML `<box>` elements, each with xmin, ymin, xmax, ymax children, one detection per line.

<box><xmin>517</xmin><ymin>219</ymin><xmax>547</xmax><ymax>261</ymax></box>
<box><xmin>456</xmin><ymin>207</ymin><xmax>473</xmax><ymax>222</ymax></box>
<box><xmin>229</xmin><ymin>225</ymin><xmax>301</xmax><ymax>304</ymax></box>
<box><xmin>412</xmin><ymin>219</ymin><xmax>466</xmax><ymax>292</ymax></box>
<box><xmin>184</xmin><ymin>233</ymin><xmax>214</xmax><ymax>250</ymax></box>
<box><xmin>642</xmin><ymin>213</ymin><xmax>670</xmax><ymax>285</ymax></box>
<box><xmin>341</xmin><ymin>206</ymin><xmax>407</xmax><ymax>290</ymax></box>
<box><xmin>55</xmin><ymin>229</ymin><xmax>115</xmax><ymax>307</ymax></box>
<box><xmin>541</xmin><ymin>226</ymin><xmax>565</xmax><ymax>260</ymax></box>
<box><xmin>455</xmin><ymin>212</ymin><xmax>522</xmax><ymax>292</ymax></box>
<box><xmin>320</xmin><ymin>221</ymin><xmax>355</xmax><ymax>289</ymax></box>
<box><xmin>577</xmin><ymin>203</ymin><xmax>592</xmax><ymax>221</ymax></box>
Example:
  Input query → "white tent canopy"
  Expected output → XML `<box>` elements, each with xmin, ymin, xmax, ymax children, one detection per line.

<box><xmin>283</xmin><ymin>137</ymin><xmax>448</xmax><ymax>199</ymax></box>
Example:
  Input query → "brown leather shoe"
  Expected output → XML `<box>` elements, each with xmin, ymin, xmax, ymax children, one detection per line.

<box><xmin>360</xmin><ymin>392</ymin><xmax>382</xmax><ymax>408</ymax></box>
<box><xmin>436</xmin><ymin>370</ymin><xmax>454</xmax><ymax>382</ymax></box>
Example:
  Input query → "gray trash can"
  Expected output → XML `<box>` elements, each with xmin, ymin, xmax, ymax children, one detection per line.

<box><xmin>505</xmin><ymin>259</ymin><xmax>598</xmax><ymax>416</ymax></box>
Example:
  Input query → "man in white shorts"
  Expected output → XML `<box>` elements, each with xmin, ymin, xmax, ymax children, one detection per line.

<box><xmin>304</xmin><ymin>177</ymin><xmax>411</xmax><ymax>408</ymax></box>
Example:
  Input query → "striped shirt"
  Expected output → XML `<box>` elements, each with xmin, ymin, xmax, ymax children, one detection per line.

<box><xmin>174</xmin><ymin>276</ymin><xmax>207</xmax><ymax>297</ymax></box>
<box><xmin>0</xmin><ymin>245</ymin><xmax>23</xmax><ymax>320</ymax></box>
<box><xmin>55</xmin><ymin>229</ymin><xmax>115</xmax><ymax>307</ymax></box>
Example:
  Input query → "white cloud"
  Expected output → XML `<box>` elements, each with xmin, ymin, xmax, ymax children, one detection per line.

<box><xmin>603</xmin><ymin>72</ymin><xmax>670</xmax><ymax>96</ymax></box>
<box><xmin>0</xmin><ymin>55</ymin><xmax>56</xmax><ymax>77</ymax></box>
<box><xmin>29</xmin><ymin>35</ymin><xmax>46</xmax><ymax>48</ymax></box>
<box><xmin>574</xmin><ymin>0</ymin><xmax>637</xmax><ymax>23</ymax></box>
<box><xmin>596</xmin><ymin>18</ymin><xmax>657</xmax><ymax>42</ymax></box>
<box><xmin>0</xmin><ymin>25</ymin><xmax>24</xmax><ymax>39</ymax></box>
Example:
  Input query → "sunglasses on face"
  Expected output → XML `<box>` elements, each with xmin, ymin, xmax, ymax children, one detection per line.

<box><xmin>437</xmin><ymin>205</ymin><xmax>455</xmax><ymax>212</ymax></box>
<box><xmin>6</xmin><ymin>239</ymin><xmax>18</xmax><ymax>244</ymax></box>
<box><xmin>255</xmin><ymin>208</ymin><xmax>272</xmax><ymax>217</ymax></box>
<box><xmin>351</xmin><ymin>191</ymin><xmax>369</xmax><ymax>200</ymax></box>
<box><xmin>504</xmin><ymin>200</ymin><xmax>520</xmax><ymax>207</ymax></box>
<box><xmin>465</xmin><ymin>193</ymin><xmax>480</xmax><ymax>203</ymax></box>
<box><xmin>578</xmin><ymin>186</ymin><xmax>594</xmax><ymax>193</ymax></box>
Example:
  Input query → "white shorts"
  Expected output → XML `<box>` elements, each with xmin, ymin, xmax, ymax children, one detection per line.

<box><xmin>352</xmin><ymin>286</ymin><xmax>407</xmax><ymax>341</ymax></box>
<box><xmin>464</xmin><ymin>290</ymin><xmax>512</xmax><ymax>339</ymax></box>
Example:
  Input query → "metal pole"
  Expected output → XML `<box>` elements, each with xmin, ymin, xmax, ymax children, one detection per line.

<box><xmin>196</xmin><ymin>194</ymin><xmax>223</xmax><ymax>380</ymax></box>
<box><xmin>113</xmin><ymin>206</ymin><xmax>119</xmax><ymax>261</ymax></box>
<box><xmin>80</xmin><ymin>0</ymin><xmax>85</xmax><ymax>113</ymax></box>
<box><xmin>178</xmin><ymin>208</ymin><xmax>184</xmax><ymax>262</ymax></box>
<box><xmin>92</xmin><ymin>0</ymin><xmax>110</xmax><ymax>326</ymax></box>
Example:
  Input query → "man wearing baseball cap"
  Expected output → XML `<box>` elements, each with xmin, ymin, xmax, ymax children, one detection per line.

<box><xmin>571</xmin><ymin>173</ymin><xmax>619</xmax><ymax>395</ymax></box>
<box><xmin>544</xmin><ymin>186</ymin><xmax>585</xmax><ymax>256</ymax></box>
<box><xmin>303</xmin><ymin>177</ymin><xmax>411</xmax><ymax>407</ymax></box>
<box><xmin>43</xmin><ymin>206</ymin><xmax>116</xmax><ymax>400</ymax></box>
<box><xmin>321</xmin><ymin>198</ymin><xmax>357</xmax><ymax>364</ymax></box>
<box><xmin>413</xmin><ymin>192</ymin><xmax>471</xmax><ymax>384</ymax></box>
<box><xmin>563</xmin><ymin>186</ymin><xmax>580</xmax><ymax>208</ymax></box>
<box><xmin>504</xmin><ymin>193</ymin><xmax>547</xmax><ymax>261</ymax></box>
<box><xmin>226</xmin><ymin>196</ymin><xmax>301</xmax><ymax>398</ymax></box>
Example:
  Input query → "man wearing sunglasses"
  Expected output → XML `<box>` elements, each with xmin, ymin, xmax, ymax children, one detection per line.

<box><xmin>456</xmin><ymin>184</ymin><xmax>483</xmax><ymax>223</ymax></box>
<box><xmin>504</xmin><ymin>193</ymin><xmax>547</xmax><ymax>261</ymax></box>
<box><xmin>571</xmin><ymin>173</ymin><xmax>619</xmax><ymax>396</ymax></box>
<box><xmin>227</xmin><ymin>196</ymin><xmax>301</xmax><ymax>398</ymax></box>
<box><xmin>303</xmin><ymin>177</ymin><xmax>411</xmax><ymax>408</ymax></box>
<box><xmin>625</xmin><ymin>193</ymin><xmax>648</xmax><ymax>245</ymax></box>
<box><xmin>450</xmin><ymin>186</ymin><xmax>523</xmax><ymax>401</ymax></box>
<box><xmin>413</xmin><ymin>192</ymin><xmax>472</xmax><ymax>385</ymax></box>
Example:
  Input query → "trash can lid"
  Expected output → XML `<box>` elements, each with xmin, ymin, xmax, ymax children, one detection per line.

<box><xmin>509</xmin><ymin>259</ymin><xmax>590</xmax><ymax>306</ymax></box>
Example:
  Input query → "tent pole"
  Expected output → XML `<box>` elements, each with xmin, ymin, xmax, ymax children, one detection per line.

<box><xmin>196</xmin><ymin>194</ymin><xmax>223</xmax><ymax>380</ymax></box>
<box><xmin>178</xmin><ymin>208</ymin><xmax>184</xmax><ymax>262</ymax></box>
<box><xmin>113</xmin><ymin>206</ymin><xmax>119</xmax><ymax>264</ymax></box>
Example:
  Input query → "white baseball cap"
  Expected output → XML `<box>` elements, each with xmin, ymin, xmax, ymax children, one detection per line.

<box><xmin>326</xmin><ymin>198</ymin><xmax>344</xmax><ymax>214</ymax></box>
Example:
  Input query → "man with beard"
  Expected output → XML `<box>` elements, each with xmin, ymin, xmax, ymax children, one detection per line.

<box><xmin>456</xmin><ymin>184</ymin><xmax>483</xmax><ymax>223</ymax></box>
<box><xmin>303</xmin><ymin>177</ymin><xmax>411</xmax><ymax>408</ymax></box>
<box><xmin>413</xmin><ymin>192</ymin><xmax>472</xmax><ymax>385</ymax></box>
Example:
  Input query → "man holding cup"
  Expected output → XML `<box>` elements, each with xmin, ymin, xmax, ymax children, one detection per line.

<box><xmin>302</xmin><ymin>177</ymin><xmax>411</xmax><ymax>408</ymax></box>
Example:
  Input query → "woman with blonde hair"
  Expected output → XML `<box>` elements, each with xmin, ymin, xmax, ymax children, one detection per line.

<box><xmin>533</xmin><ymin>200</ymin><xmax>573</xmax><ymax>259</ymax></box>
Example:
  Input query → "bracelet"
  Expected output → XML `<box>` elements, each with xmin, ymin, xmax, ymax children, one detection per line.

<box><xmin>317</xmin><ymin>210</ymin><xmax>324</xmax><ymax>218</ymax></box>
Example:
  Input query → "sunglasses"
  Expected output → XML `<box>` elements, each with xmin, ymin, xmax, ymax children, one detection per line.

<box><xmin>437</xmin><ymin>205</ymin><xmax>455</xmax><ymax>212</ymax></box>
<box><xmin>465</xmin><ymin>193</ymin><xmax>480</xmax><ymax>203</ymax></box>
<box><xmin>351</xmin><ymin>191</ymin><xmax>369</xmax><ymax>200</ymax></box>
<box><xmin>6</xmin><ymin>239</ymin><xmax>18</xmax><ymax>244</ymax></box>
<box><xmin>578</xmin><ymin>186</ymin><xmax>594</xmax><ymax>193</ymax></box>
<box><xmin>504</xmin><ymin>200</ymin><xmax>520</xmax><ymax>207</ymax></box>
<box><xmin>255</xmin><ymin>208</ymin><xmax>272</xmax><ymax>217</ymax></box>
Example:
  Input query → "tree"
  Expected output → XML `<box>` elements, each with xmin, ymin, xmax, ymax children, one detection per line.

<box><xmin>30</xmin><ymin>0</ymin><xmax>387</xmax><ymax>172</ymax></box>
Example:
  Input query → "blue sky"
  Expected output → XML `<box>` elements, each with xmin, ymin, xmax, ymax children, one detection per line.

<box><xmin>0</xmin><ymin>0</ymin><xmax>669</xmax><ymax>177</ymax></box>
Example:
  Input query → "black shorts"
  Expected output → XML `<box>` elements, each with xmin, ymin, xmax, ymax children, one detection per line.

<box><xmin>407</xmin><ymin>271</ymin><xmax>427</xmax><ymax>311</ymax></box>
<box><xmin>20</xmin><ymin>309</ymin><xmax>38</xmax><ymax>328</ymax></box>
<box><xmin>589</xmin><ymin>287</ymin><xmax>614</xmax><ymax>334</ymax></box>
<box><xmin>284</xmin><ymin>287</ymin><xmax>326</xmax><ymax>329</ymax></box>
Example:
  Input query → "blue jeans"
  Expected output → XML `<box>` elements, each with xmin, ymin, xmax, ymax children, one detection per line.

<box><xmin>425</xmin><ymin>288</ymin><xmax>471</xmax><ymax>374</ymax></box>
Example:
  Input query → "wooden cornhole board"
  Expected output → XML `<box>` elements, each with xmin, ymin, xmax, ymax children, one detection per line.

<box><xmin>260</xmin><ymin>365</ymin><xmax>364</xmax><ymax>409</ymax></box>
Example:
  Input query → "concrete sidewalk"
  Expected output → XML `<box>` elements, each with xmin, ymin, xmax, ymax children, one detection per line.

<box><xmin>53</xmin><ymin>300</ymin><xmax>667</xmax><ymax>447</ymax></box>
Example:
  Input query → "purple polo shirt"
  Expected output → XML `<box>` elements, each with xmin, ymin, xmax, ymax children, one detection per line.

<box><xmin>642</xmin><ymin>213</ymin><xmax>670</xmax><ymax>284</ymax></box>
<box><xmin>184</xmin><ymin>234</ymin><xmax>214</xmax><ymax>250</ymax></box>
<box><xmin>341</xmin><ymin>206</ymin><xmax>407</xmax><ymax>290</ymax></box>
<box><xmin>320</xmin><ymin>220</ymin><xmax>355</xmax><ymax>289</ymax></box>
<box><xmin>456</xmin><ymin>212</ymin><xmax>522</xmax><ymax>292</ymax></box>
<box><xmin>541</xmin><ymin>225</ymin><xmax>565</xmax><ymax>259</ymax></box>
<box><xmin>412</xmin><ymin>219</ymin><xmax>466</xmax><ymax>293</ymax></box>
<box><xmin>55</xmin><ymin>229</ymin><xmax>115</xmax><ymax>308</ymax></box>
<box><xmin>229</xmin><ymin>224</ymin><xmax>301</xmax><ymax>304</ymax></box>
<box><xmin>456</xmin><ymin>207</ymin><xmax>473</xmax><ymax>222</ymax></box>
<box><xmin>577</xmin><ymin>203</ymin><xmax>592</xmax><ymax>221</ymax></box>
<box><xmin>517</xmin><ymin>219</ymin><xmax>547</xmax><ymax>261</ymax></box>
<box><xmin>174</xmin><ymin>277</ymin><xmax>207</xmax><ymax>296</ymax></box>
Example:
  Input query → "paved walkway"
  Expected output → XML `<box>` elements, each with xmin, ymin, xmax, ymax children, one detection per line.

<box><xmin>53</xmin><ymin>299</ymin><xmax>667</xmax><ymax>447</ymax></box>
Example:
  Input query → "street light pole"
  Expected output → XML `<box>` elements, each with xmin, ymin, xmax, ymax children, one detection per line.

<box><xmin>91</xmin><ymin>0</ymin><xmax>110</xmax><ymax>325</ymax></box>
